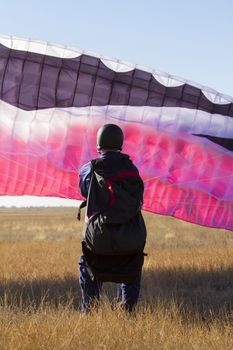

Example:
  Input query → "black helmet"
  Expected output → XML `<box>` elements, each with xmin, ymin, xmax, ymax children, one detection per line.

<box><xmin>97</xmin><ymin>124</ymin><xmax>124</xmax><ymax>151</ymax></box>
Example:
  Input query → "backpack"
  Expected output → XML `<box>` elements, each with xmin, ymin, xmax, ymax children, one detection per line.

<box><xmin>78</xmin><ymin>157</ymin><xmax>147</xmax><ymax>255</ymax></box>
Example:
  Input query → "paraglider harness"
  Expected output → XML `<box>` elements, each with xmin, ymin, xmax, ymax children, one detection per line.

<box><xmin>77</xmin><ymin>157</ymin><xmax>147</xmax><ymax>283</ymax></box>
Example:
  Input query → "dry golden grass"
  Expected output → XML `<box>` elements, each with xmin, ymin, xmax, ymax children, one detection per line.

<box><xmin>0</xmin><ymin>208</ymin><xmax>233</xmax><ymax>349</ymax></box>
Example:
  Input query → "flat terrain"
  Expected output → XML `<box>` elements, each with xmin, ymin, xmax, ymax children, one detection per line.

<box><xmin>0</xmin><ymin>208</ymin><xmax>233</xmax><ymax>349</ymax></box>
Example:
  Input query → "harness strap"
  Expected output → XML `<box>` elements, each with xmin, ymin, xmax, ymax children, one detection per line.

<box><xmin>77</xmin><ymin>200</ymin><xmax>87</xmax><ymax>221</ymax></box>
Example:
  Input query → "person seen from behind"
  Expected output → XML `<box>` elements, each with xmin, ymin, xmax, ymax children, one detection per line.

<box><xmin>78</xmin><ymin>124</ymin><xmax>147</xmax><ymax>313</ymax></box>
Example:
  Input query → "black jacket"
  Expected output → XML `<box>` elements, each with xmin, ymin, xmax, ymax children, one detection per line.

<box><xmin>82</xmin><ymin>154</ymin><xmax>147</xmax><ymax>255</ymax></box>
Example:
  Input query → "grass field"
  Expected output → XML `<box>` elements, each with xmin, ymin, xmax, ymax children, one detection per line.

<box><xmin>0</xmin><ymin>208</ymin><xmax>233</xmax><ymax>349</ymax></box>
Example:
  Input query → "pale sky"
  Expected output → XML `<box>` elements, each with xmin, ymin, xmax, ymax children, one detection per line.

<box><xmin>0</xmin><ymin>0</ymin><xmax>232</xmax><ymax>206</ymax></box>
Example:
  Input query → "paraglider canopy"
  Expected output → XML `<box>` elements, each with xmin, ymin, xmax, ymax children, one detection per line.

<box><xmin>0</xmin><ymin>34</ymin><xmax>232</xmax><ymax>230</ymax></box>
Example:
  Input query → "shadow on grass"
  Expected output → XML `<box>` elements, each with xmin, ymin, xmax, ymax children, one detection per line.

<box><xmin>0</xmin><ymin>276</ymin><xmax>81</xmax><ymax>310</ymax></box>
<box><xmin>141</xmin><ymin>266</ymin><xmax>233</xmax><ymax>322</ymax></box>
<box><xmin>1</xmin><ymin>267</ymin><xmax>233</xmax><ymax>321</ymax></box>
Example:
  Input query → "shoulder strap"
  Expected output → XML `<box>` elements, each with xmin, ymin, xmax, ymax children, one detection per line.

<box><xmin>77</xmin><ymin>160</ymin><xmax>97</xmax><ymax>221</ymax></box>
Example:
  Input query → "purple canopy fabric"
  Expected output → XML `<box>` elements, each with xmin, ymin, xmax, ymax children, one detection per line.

<box><xmin>0</xmin><ymin>34</ymin><xmax>232</xmax><ymax>230</ymax></box>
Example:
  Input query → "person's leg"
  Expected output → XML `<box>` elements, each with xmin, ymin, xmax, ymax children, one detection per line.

<box><xmin>117</xmin><ymin>274</ymin><xmax>141</xmax><ymax>312</ymax></box>
<box><xmin>79</xmin><ymin>255</ymin><xmax>102</xmax><ymax>312</ymax></box>
<box><xmin>116</xmin><ymin>283</ymin><xmax>123</xmax><ymax>304</ymax></box>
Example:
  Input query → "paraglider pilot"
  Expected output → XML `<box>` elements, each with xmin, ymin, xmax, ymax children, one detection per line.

<box><xmin>78</xmin><ymin>124</ymin><xmax>147</xmax><ymax>312</ymax></box>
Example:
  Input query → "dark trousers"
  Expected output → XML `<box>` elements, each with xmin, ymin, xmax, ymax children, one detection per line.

<box><xmin>79</xmin><ymin>255</ymin><xmax>141</xmax><ymax>312</ymax></box>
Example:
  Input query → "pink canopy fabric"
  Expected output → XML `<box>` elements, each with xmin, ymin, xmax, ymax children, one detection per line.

<box><xmin>0</xmin><ymin>34</ymin><xmax>232</xmax><ymax>230</ymax></box>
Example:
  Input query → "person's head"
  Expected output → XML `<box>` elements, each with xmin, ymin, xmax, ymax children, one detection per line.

<box><xmin>97</xmin><ymin>124</ymin><xmax>124</xmax><ymax>152</ymax></box>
